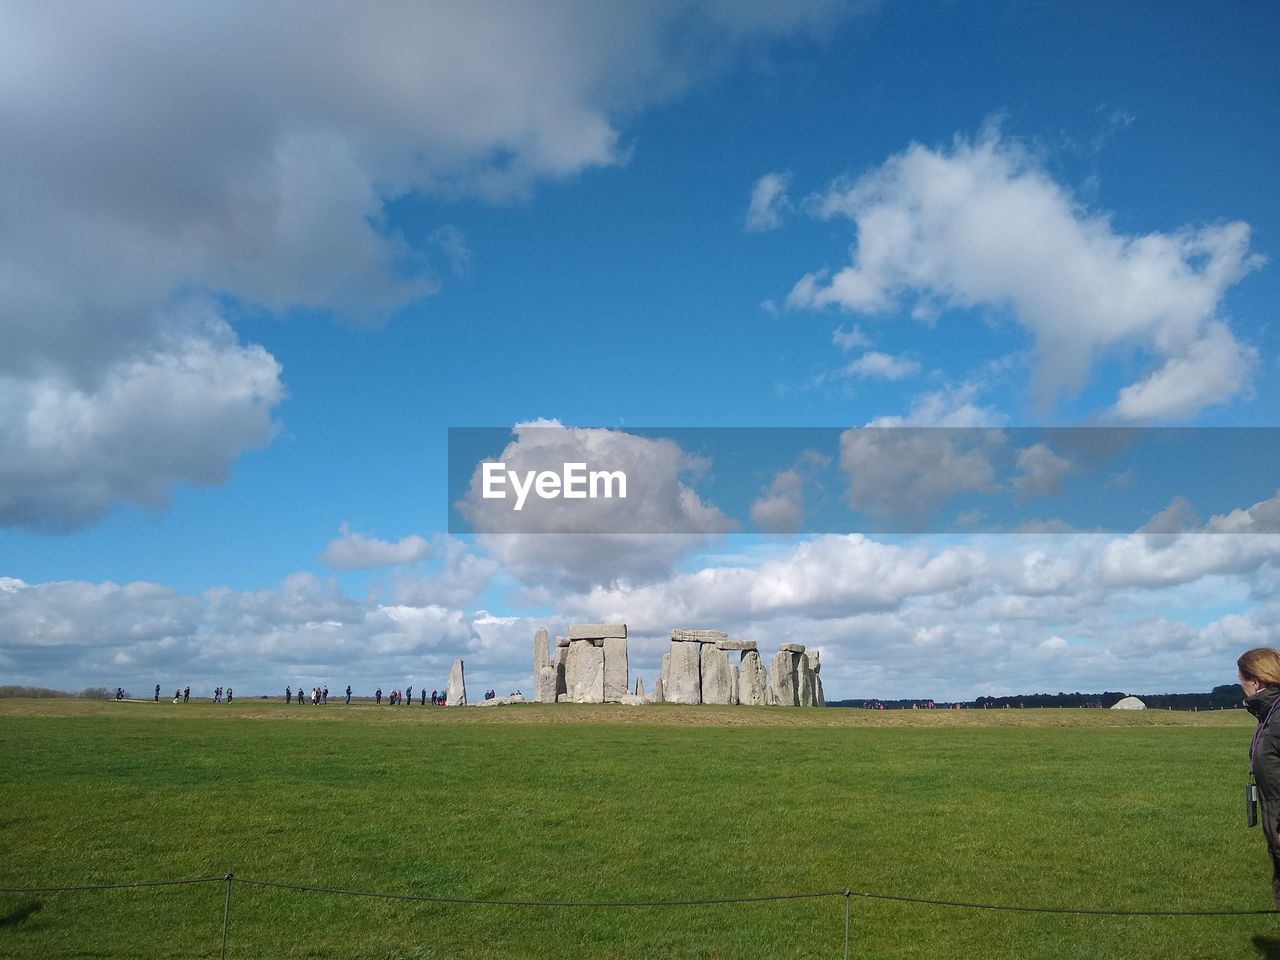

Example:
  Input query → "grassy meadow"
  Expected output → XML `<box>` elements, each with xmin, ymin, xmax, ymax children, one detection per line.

<box><xmin>1</xmin><ymin>698</ymin><xmax>1277</xmax><ymax>959</ymax></box>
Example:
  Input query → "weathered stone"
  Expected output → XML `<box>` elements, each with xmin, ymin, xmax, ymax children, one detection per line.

<box><xmin>765</xmin><ymin>684</ymin><xmax>776</xmax><ymax>706</ymax></box>
<box><xmin>534</xmin><ymin>628</ymin><xmax>555</xmax><ymax>703</ymax></box>
<box><xmin>603</xmin><ymin>636</ymin><xmax>629</xmax><ymax>702</ymax></box>
<box><xmin>554</xmin><ymin>646</ymin><xmax>568</xmax><ymax>698</ymax></box>
<box><xmin>779</xmin><ymin>642</ymin><xmax>806</xmax><ymax>654</ymax></box>
<box><xmin>815</xmin><ymin>673</ymin><xmax>825</xmax><ymax>707</ymax></box>
<box><xmin>587</xmin><ymin>638</ymin><xmax>604</xmax><ymax>647</ymax></box>
<box><xmin>568</xmin><ymin>623</ymin><xmax>627</xmax><ymax>640</ymax></box>
<box><xmin>715</xmin><ymin>639</ymin><xmax>757</xmax><ymax>651</ymax></box>
<box><xmin>555</xmin><ymin>693</ymin><xmax>568</xmax><ymax>703</ymax></box>
<box><xmin>665</xmin><ymin>641</ymin><xmax>702</xmax><ymax>704</ymax></box>
<box><xmin>769</xmin><ymin>650</ymin><xmax>798</xmax><ymax>706</ymax></box>
<box><xmin>729</xmin><ymin>664</ymin><xmax>740</xmax><ymax>706</ymax></box>
<box><xmin>619</xmin><ymin>692</ymin><xmax>647</xmax><ymax>706</ymax></box>
<box><xmin>738</xmin><ymin>650</ymin><xmax>767</xmax><ymax>706</ymax></box>
<box><xmin>445</xmin><ymin>659</ymin><xmax>466</xmax><ymax>706</ymax></box>
<box><xmin>700</xmin><ymin>644</ymin><xmax>733</xmax><ymax>705</ymax></box>
<box><xmin>797</xmin><ymin>653</ymin><xmax>815</xmax><ymax>707</ymax></box>
<box><xmin>565</xmin><ymin>639</ymin><xmax>605</xmax><ymax>703</ymax></box>
<box><xmin>671</xmin><ymin>628</ymin><xmax>727</xmax><ymax>643</ymax></box>
<box><xmin>471</xmin><ymin>693</ymin><xmax>526</xmax><ymax>707</ymax></box>
<box><xmin>537</xmin><ymin>664</ymin><xmax>557</xmax><ymax>704</ymax></box>
<box><xmin>634</xmin><ymin>676</ymin><xmax>645</xmax><ymax>699</ymax></box>
<box><xmin>556</xmin><ymin>635</ymin><xmax>570</xmax><ymax>648</ymax></box>
<box><xmin>658</xmin><ymin>651</ymin><xmax>671</xmax><ymax>701</ymax></box>
<box><xmin>808</xmin><ymin>649</ymin><xmax>821</xmax><ymax>673</ymax></box>
<box><xmin>653</xmin><ymin>675</ymin><xmax>664</xmax><ymax>703</ymax></box>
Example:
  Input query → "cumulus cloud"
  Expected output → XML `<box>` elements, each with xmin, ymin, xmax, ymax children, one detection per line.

<box><xmin>1011</xmin><ymin>443</ymin><xmax>1073</xmax><ymax>500</ymax></box>
<box><xmin>459</xmin><ymin>421</ymin><xmax>736</xmax><ymax>586</ymax></box>
<box><xmin>321</xmin><ymin>523</ymin><xmax>432</xmax><ymax>570</ymax></box>
<box><xmin>843</xmin><ymin>350</ymin><xmax>920</xmax><ymax>380</ymax></box>
<box><xmin>1</xmin><ymin>0</ymin><xmax>850</xmax><ymax>530</ymax></box>
<box><xmin>832</xmin><ymin>324</ymin><xmax>872</xmax><ymax>351</ymax></box>
<box><xmin>745</xmin><ymin>171</ymin><xmax>793</xmax><ymax>231</ymax></box>
<box><xmin>750</xmin><ymin>470</ymin><xmax>806</xmax><ymax>533</ymax></box>
<box><xmin>787</xmin><ymin>128</ymin><xmax>1264</xmax><ymax>420</ymax></box>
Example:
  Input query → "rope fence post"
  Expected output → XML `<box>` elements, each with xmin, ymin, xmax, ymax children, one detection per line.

<box><xmin>220</xmin><ymin>873</ymin><xmax>234</xmax><ymax>960</ymax></box>
<box><xmin>842</xmin><ymin>889</ymin><xmax>851</xmax><ymax>960</ymax></box>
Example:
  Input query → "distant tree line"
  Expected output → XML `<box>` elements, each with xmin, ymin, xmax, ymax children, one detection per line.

<box><xmin>830</xmin><ymin>685</ymin><xmax>1245</xmax><ymax>710</ymax></box>
<box><xmin>0</xmin><ymin>686</ymin><xmax>128</xmax><ymax>700</ymax></box>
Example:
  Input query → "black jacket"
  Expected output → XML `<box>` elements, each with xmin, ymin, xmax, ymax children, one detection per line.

<box><xmin>1247</xmin><ymin>686</ymin><xmax>1280</xmax><ymax>801</ymax></box>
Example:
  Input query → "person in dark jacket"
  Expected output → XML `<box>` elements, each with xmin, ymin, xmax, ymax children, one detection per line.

<box><xmin>1240</xmin><ymin>647</ymin><xmax>1280</xmax><ymax>908</ymax></box>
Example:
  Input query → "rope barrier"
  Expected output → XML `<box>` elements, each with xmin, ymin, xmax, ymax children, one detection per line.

<box><xmin>846</xmin><ymin>889</ymin><xmax>1277</xmax><ymax>917</ymax></box>
<box><xmin>232</xmin><ymin>876</ymin><xmax>844</xmax><ymax>908</ymax></box>
<box><xmin>0</xmin><ymin>876</ymin><xmax>224</xmax><ymax>894</ymax></box>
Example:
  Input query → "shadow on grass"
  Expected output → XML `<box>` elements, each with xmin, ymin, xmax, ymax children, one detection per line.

<box><xmin>0</xmin><ymin>900</ymin><xmax>42</xmax><ymax>927</ymax></box>
<box><xmin>1253</xmin><ymin>934</ymin><xmax>1280</xmax><ymax>959</ymax></box>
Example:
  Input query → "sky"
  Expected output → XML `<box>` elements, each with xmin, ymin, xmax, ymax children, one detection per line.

<box><xmin>1</xmin><ymin>0</ymin><xmax>1278</xmax><ymax>701</ymax></box>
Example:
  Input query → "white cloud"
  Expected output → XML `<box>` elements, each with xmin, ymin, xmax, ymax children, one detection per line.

<box><xmin>750</xmin><ymin>469</ymin><xmax>805</xmax><ymax>533</ymax></box>
<box><xmin>745</xmin><ymin>171</ymin><xmax>793</xmax><ymax>232</ymax></box>
<box><xmin>1</xmin><ymin>1</ymin><xmax>851</xmax><ymax>530</ymax></box>
<box><xmin>321</xmin><ymin>523</ymin><xmax>432</xmax><ymax>570</ymax></box>
<box><xmin>787</xmin><ymin>128</ymin><xmax>1264</xmax><ymax>420</ymax></box>
<box><xmin>1011</xmin><ymin>443</ymin><xmax>1073</xmax><ymax>500</ymax></box>
<box><xmin>459</xmin><ymin>421</ymin><xmax>735</xmax><ymax>586</ymax></box>
<box><xmin>843</xmin><ymin>351</ymin><xmax>920</xmax><ymax>380</ymax></box>
<box><xmin>832</xmin><ymin>324</ymin><xmax>872</xmax><ymax>351</ymax></box>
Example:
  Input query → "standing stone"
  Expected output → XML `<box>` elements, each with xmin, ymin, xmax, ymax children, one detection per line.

<box><xmin>810</xmin><ymin>650</ymin><xmax>825</xmax><ymax>707</ymax></box>
<box><xmin>533</xmin><ymin>627</ymin><xmax>556</xmax><ymax>703</ymax></box>
<box><xmin>603</xmin><ymin>636</ymin><xmax>629</xmax><ymax>702</ymax></box>
<box><xmin>765</xmin><ymin>685</ymin><xmax>776</xmax><ymax>706</ymax></box>
<box><xmin>769</xmin><ymin>649</ymin><xmax>799</xmax><ymax>706</ymax></box>
<box><xmin>658</xmin><ymin>651</ymin><xmax>671</xmax><ymax>701</ymax></box>
<box><xmin>797</xmin><ymin>653</ymin><xmax>815</xmax><ymax>707</ymax></box>
<box><xmin>729</xmin><ymin>664</ymin><xmax>740</xmax><ymax>706</ymax></box>
<box><xmin>445</xmin><ymin>659</ymin><xmax>466</xmax><ymax>706</ymax></box>
<box><xmin>565</xmin><ymin>639</ymin><xmax>605</xmax><ymax>703</ymax></box>
<box><xmin>700</xmin><ymin>643</ymin><xmax>733</xmax><ymax>705</ymax></box>
<box><xmin>665</xmin><ymin>641</ymin><xmax>702</xmax><ymax>704</ymax></box>
<box><xmin>738</xmin><ymin>650</ymin><xmax>767</xmax><ymax>706</ymax></box>
<box><xmin>554</xmin><ymin>645</ymin><xmax>569</xmax><ymax>698</ymax></box>
<box><xmin>634</xmin><ymin>676</ymin><xmax>645</xmax><ymax>700</ymax></box>
<box><xmin>653</xmin><ymin>675</ymin><xmax>664</xmax><ymax>703</ymax></box>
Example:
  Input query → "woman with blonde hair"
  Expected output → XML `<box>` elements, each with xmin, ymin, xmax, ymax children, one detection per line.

<box><xmin>1239</xmin><ymin>647</ymin><xmax>1280</xmax><ymax>908</ymax></box>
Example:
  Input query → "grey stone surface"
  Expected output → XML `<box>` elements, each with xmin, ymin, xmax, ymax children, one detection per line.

<box><xmin>729</xmin><ymin>664</ymin><xmax>740</xmax><ymax>706</ymax></box>
<box><xmin>634</xmin><ymin>676</ymin><xmax>645</xmax><ymax>699</ymax></box>
<box><xmin>568</xmin><ymin>623</ymin><xmax>627</xmax><ymax>640</ymax></box>
<box><xmin>537</xmin><ymin>664</ymin><xmax>557</xmax><ymax>704</ymax></box>
<box><xmin>619</xmin><ymin>693</ymin><xmax>647</xmax><ymax>706</ymax></box>
<box><xmin>556</xmin><ymin>635</ymin><xmax>570</xmax><ymax>648</ymax></box>
<box><xmin>808</xmin><ymin>649</ymin><xmax>821</xmax><ymax>673</ymax></box>
<box><xmin>765</xmin><ymin>684</ymin><xmax>776</xmax><ymax>706</ymax></box>
<box><xmin>769</xmin><ymin>650</ymin><xmax>798</xmax><ymax>706</ymax></box>
<box><xmin>715</xmin><ymin>639</ymin><xmax>757</xmax><ymax>651</ymax></box>
<box><xmin>565</xmin><ymin>639</ymin><xmax>605</xmax><ymax>703</ymax></box>
<box><xmin>658</xmin><ymin>651</ymin><xmax>671</xmax><ymax>702</ymax></box>
<box><xmin>445</xmin><ymin>659</ymin><xmax>466</xmax><ymax>707</ymax></box>
<box><xmin>797</xmin><ymin>653</ymin><xmax>815</xmax><ymax>707</ymax></box>
<box><xmin>665</xmin><ymin>641</ymin><xmax>702</xmax><ymax>704</ymax></box>
<box><xmin>700</xmin><ymin>643</ymin><xmax>733</xmax><ymax>705</ymax></box>
<box><xmin>471</xmin><ymin>693</ymin><xmax>526</xmax><ymax>707</ymax></box>
<box><xmin>1111</xmin><ymin>696</ymin><xmax>1146</xmax><ymax>710</ymax></box>
<box><xmin>815</xmin><ymin>673</ymin><xmax>825</xmax><ymax>708</ymax></box>
<box><xmin>779</xmin><ymin>642</ymin><xmax>806</xmax><ymax>654</ymax></box>
<box><xmin>603</xmin><ymin>636</ymin><xmax>629</xmax><ymax>702</ymax></box>
<box><xmin>533</xmin><ymin>627</ymin><xmax>555</xmax><ymax>703</ymax></box>
<box><xmin>653</xmin><ymin>675</ymin><xmax>665</xmax><ymax>703</ymax></box>
<box><xmin>554</xmin><ymin>646</ymin><xmax>568</xmax><ymax>698</ymax></box>
<box><xmin>738</xmin><ymin>650</ymin><xmax>767</xmax><ymax>706</ymax></box>
<box><xmin>671</xmin><ymin>629</ymin><xmax>728</xmax><ymax>643</ymax></box>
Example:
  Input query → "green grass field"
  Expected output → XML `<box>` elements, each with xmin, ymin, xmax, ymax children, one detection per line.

<box><xmin>2</xmin><ymin>698</ymin><xmax>1277</xmax><ymax>959</ymax></box>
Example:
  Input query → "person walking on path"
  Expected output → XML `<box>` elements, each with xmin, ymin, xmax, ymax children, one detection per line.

<box><xmin>183</xmin><ymin>686</ymin><xmax>189</xmax><ymax>703</ymax></box>
<box><xmin>376</xmin><ymin>688</ymin><xmax>382</xmax><ymax>705</ymax></box>
<box><xmin>154</xmin><ymin>684</ymin><xmax>160</xmax><ymax>703</ymax></box>
<box><xmin>345</xmin><ymin>684</ymin><xmax>352</xmax><ymax>705</ymax></box>
<box><xmin>1241</xmin><ymin>646</ymin><xmax>1280</xmax><ymax>909</ymax></box>
<box><xmin>421</xmin><ymin>688</ymin><xmax>427</xmax><ymax>706</ymax></box>
<box><xmin>226</xmin><ymin>687</ymin><xmax>233</xmax><ymax>703</ymax></box>
<box><xmin>286</xmin><ymin>686</ymin><xmax>292</xmax><ymax>704</ymax></box>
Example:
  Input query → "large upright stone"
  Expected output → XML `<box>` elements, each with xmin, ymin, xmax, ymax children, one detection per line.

<box><xmin>664</xmin><ymin>641</ymin><xmax>702</xmax><ymax>704</ymax></box>
<box><xmin>554</xmin><ymin>645</ymin><xmax>569</xmax><ymax>698</ymax></box>
<box><xmin>533</xmin><ymin>627</ymin><xmax>556</xmax><ymax>703</ymax></box>
<box><xmin>634</xmin><ymin>676</ymin><xmax>645</xmax><ymax>700</ymax></box>
<box><xmin>810</xmin><ymin>650</ymin><xmax>825</xmax><ymax>707</ymax></box>
<box><xmin>603</xmin><ymin>636</ymin><xmax>629</xmax><ymax>702</ymax></box>
<box><xmin>652</xmin><ymin>675</ymin><xmax>665</xmax><ymax>703</ymax></box>
<box><xmin>445</xmin><ymin>659</ymin><xmax>467</xmax><ymax>707</ymax></box>
<box><xmin>700</xmin><ymin>643</ymin><xmax>733</xmax><ymax>705</ymax></box>
<box><xmin>738</xmin><ymin>650</ymin><xmax>767</xmax><ymax>705</ymax></box>
<box><xmin>769</xmin><ymin>649</ymin><xmax>799</xmax><ymax>706</ymax></box>
<box><xmin>729</xmin><ymin>664</ymin><xmax>740</xmax><ymax>706</ymax></box>
<box><xmin>797</xmin><ymin>653</ymin><xmax>815</xmax><ymax>707</ymax></box>
<box><xmin>565</xmin><ymin>639</ymin><xmax>605</xmax><ymax>703</ymax></box>
<box><xmin>569</xmin><ymin>623</ymin><xmax>627</xmax><ymax>640</ymax></box>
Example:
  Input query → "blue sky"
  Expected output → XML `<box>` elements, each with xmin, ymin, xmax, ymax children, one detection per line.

<box><xmin>1</xmin><ymin>0</ymin><xmax>1277</xmax><ymax>700</ymax></box>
